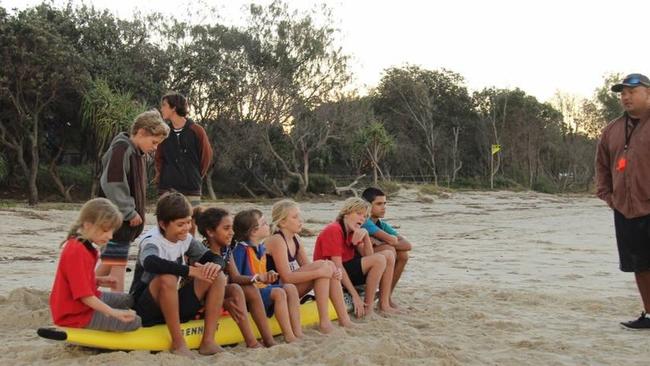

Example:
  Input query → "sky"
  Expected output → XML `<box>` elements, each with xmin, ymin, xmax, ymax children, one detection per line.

<box><xmin>2</xmin><ymin>0</ymin><xmax>646</xmax><ymax>102</ymax></box>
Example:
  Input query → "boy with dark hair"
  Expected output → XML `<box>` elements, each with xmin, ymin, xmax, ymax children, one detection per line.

<box><xmin>130</xmin><ymin>192</ymin><xmax>226</xmax><ymax>357</ymax></box>
<box><xmin>361</xmin><ymin>187</ymin><xmax>413</xmax><ymax>307</ymax></box>
<box><xmin>97</xmin><ymin>110</ymin><xmax>170</xmax><ymax>292</ymax></box>
<box><xmin>155</xmin><ymin>92</ymin><xmax>213</xmax><ymax>206</ymax></box>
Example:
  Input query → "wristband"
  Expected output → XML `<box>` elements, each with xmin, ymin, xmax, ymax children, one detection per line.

<box><xmin>250</xmin><ymin>274</ymin><xmax>259</xmax><ymax>284</ymax></box>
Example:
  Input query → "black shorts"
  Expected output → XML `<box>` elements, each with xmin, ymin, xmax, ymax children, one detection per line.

<box><xmin>343</xmin><ymin>255</ymin><xmax>366</xmax><ymax>286</ymax></box>
<box><xmin>134</xmin><ymin>281</ymin><xmax>203</xmax><ymax>327</ymax></box>
<box><xmin>614</xmin><ymin>210</ymin><xmax>650</xmax><ymax>272</ymax></box>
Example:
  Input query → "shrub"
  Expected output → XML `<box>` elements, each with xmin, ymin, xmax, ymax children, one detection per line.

<box><xmin>378</xmin><ymin>180</ymin><xmax>400</xmax><ymax>195</ymax></box>
<box><xmin>288</xmin><ymin>174</ymin><xmax>336</xmax><ymax>195</ymax></box>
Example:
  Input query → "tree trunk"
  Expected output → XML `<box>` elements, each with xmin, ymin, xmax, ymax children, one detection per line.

<box><xmin>301</xmin><ymin>151</ymin><xmax>309</xmax><ymax>196</ymax></box>
<box><xmin>49</xmin><ymin>145</ymin><xmax>72</xmax><ymax>202</ymax></box>
<box><xmin>28</xmin><ymin>121</ymin><xmax>39</xmax><ymax>205</ymax></box>
<box><xmin>205</xmin><ymin>167</ymin><xmax>217</xmax><ymax>200</ymax></box>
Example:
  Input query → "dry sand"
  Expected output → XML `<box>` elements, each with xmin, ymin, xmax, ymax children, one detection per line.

<box><xmin>0</xmin><ymin>189</ymin><xmax>648</xmax><ymax>365</ymax></box>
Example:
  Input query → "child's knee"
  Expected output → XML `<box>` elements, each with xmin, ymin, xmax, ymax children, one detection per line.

<box><xmin>370</xmin><ymin>253</ymin><xmax>387</xmax><ymax>269</ymax></box>
<box><xmin>271</xmin><ymin>288</ymin><xmax>286</xmax><ymax>301</ymax></box>
<box><xmin>213</xmin><ymin>272</ymin><xmax>227</xmax><ymax>286</ymax></box>
<box><xmin>283</xmin><ymin>283</ymin><xmax>298</xmax><ymax>296</ymax></box>
<box><xmin>158</xmin><ymin>274</ymin><xmax>178</xmax><ymax>289</ymax></box>
<box><xmin>397</xmin><ymin>250</ymin><xmax>409</xmax><ymax>261</ymax></box>
<box><xmin>383</xmin><ymin>250</ymin><xmax>396</xmax><ymax>264</ymax></box>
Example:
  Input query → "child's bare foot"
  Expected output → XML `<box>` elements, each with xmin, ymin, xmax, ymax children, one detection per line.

<box><xmin>389</xmin><ymin>299</ymin><xmax>399</xmax><ymax>308</ymax></box>
<box><xmin>338</xmin><ymin>317</ymin><xmax>355</xmax><ymax>328</ymax></box>
<box><xmin>172</xmin><ymin>346</ymin><xmax>196</xmax><ymax>358</ymax></box>
<box><xmin>262</xmin><ymin>339</ymin><xmax>276</xmax><ymax>347</ymax></box>
<box><xmin>319</xmin><ymin>321</ymin><xmax>335</xmax><ymax>334</ymax></box>
<box><xmin>284</xmin><ymin>335</ymin><xmax>298</xmax><ymax>343</ymax></box>
<box><xmin>379</xmin><ymin>305</ymin><xmax>400</xmax><ymax>315</ymax></box>
<box><xmin>246</xmin><ymin>341</ymin><xmax>264</xmax><ymax>349</ymax></box>
<box><xmin>198</xmin><ymin>342</ymin><xmax>224</xmax><ymax>355</ymax></box>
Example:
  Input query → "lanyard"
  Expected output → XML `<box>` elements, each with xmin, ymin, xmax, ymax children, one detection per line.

<box><xmin>624</xmin><ymin>115</ymin><xmax>639</xmax><ymax>151</ymax></box>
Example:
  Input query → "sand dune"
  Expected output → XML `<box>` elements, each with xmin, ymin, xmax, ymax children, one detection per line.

<box><xmin>0</xmin><ymin>190</ymin><xmax>647</xmax><ymax>365</ymax></box>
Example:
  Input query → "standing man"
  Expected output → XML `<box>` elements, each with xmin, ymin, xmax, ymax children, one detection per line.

<box><xmin>596</xmin><ymin>73</ymin><xmax>650</xmax><ymax>329</ymax></box>
<box><xmin>156</xmin><ymin>92</ymin><xmax>213</xmax><ymax>206</ymax></box>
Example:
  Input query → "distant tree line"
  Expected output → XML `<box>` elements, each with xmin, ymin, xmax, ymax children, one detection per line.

<box><xmin>0</xmin><ymin>1</ymin><xmax>623</xmax><ymax>204</ymax></box>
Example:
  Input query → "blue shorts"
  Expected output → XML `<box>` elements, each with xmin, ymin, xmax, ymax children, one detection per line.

<box><xmin>259</xmin><ymin>284</ymin><xmax>284</xmax><ymax>317</ymax></box>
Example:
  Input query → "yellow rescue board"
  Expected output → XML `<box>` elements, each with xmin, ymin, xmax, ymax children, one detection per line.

<box><xmin>38</xmin><ymin>300</ymin><xmax>337</xmax><ymax>351</ymax></box>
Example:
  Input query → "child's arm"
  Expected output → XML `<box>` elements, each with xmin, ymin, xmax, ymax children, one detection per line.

<box><xmin>371</xmin><ymin>229</ymin><xmax>398</xmax><ymax>246</ymax></box>
<box><xmin>295</xmin><ymin>236</ymin><xmax>311</xmax><ymax>267</ymax></box>
<box><xmin>331</xmin><ymin>255</ymin><xmax>364</xmax><ymax>318</ymax></box>
<box><xmin>266</xmin><ymin>235</ymin><xmax>329</xmax><ymax>284</ymax></box>
<box><xmin>226</xmin><ymin>259</ymin><xmax>255</xmax><ymax>286</ymax></box>
<box><xmin>81</xmin><ymin>295</ymin><xmax>137</xmax><ymax>323</ymax></box>
<box><xmin>96</xmin><ymin>276</ymin><xmax>117</xmax><ymax>289</ymax></box>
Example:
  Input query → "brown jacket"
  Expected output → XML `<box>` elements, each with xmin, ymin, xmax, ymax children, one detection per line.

<box><xmin>595</xmin><ymin>112</ymin><xmax>650</xmax><ymax>218</ymax></box>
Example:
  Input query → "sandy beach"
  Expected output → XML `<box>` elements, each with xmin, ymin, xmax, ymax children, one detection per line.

<box><xmin>1</xmin><ymin>189</ymin><xmax>648</xmax><ymax>365</ymax></box>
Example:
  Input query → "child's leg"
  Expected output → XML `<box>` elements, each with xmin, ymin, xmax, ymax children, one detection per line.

<box><xmin>324</xmin><ymin>261</ymin><xmax>353</xmax><ymax>327</ymax></box>
<box><xmin>360</xmin><ymin>254</ymin><xmax>387</xmax><ymax>314</ymax></box>
<box><xmin>147</xmin><ymin>274</ymin><xmax>193</xmax><ymax>356</ymax></box>
<box><xmin>85</xmin><ymin>292</ymin><xmax>141</xmax><ymax>331</ymax></box>
<box><xmin>108</xmin><ymin>265</ymin><xmax>126</xmax><ymax>292</ymax></box>
<box><xmin>197</xmin><ymin>273</ymin><xmax>227</xmax><ymax>355</ymax></box>
<box><xmin>376</xmin><ymin>249</ymin><xmax>397</xmax><ymax>313</ymax></box>
<box><xmin>223</xmin><ymin>283</ymin><xmax>260</xmax><ymax>348</ymax></box>
<box><xmin>294</xmin><ymin>261</ymin><xmax>334</xmax><ymax>333</ymax></box>
<box><xmin>282</xmin><ymin>284</ymin><xmax>303</xmax><ymax>338</ymax></box>
<box><xmin>242</xmin><ymin>284</ymin><xmax>275</xmax><ymax>347</ymax></box>
<box><xmin>269</xmin><ymin>287</ymin><xmax>297</xmax><ymax>343</ymax></box>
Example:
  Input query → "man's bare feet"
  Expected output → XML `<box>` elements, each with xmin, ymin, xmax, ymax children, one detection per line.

<box><xmin>198</xmin><ymin>342</ymin><xmax>224</xmax><ymax>355</ymax></box>
<box><xmin>172</xmin><ymin>345</ymin><xmax>196</xmax><ymax>358</ymax></box>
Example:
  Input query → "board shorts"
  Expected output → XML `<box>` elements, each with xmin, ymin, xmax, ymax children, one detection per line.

<box><xmin>99</xmin><ymin>240</ymin><xmax>130</xmax><ymax>266</ymax></box>
<box><xmin>614</xmin><ymin>209</ymin><xmax>650</xmax><ymax>273</ymax></box>
<box><xmin>343</xmin><ymin>255</ymin><xmax>366</xmax><ymax>286</ymax></box>
<box><xmin>134</xmin><ymin>281</ymin><xmax>203</xmax><ymax>327</ymax></box>
<box><xmin>259</xmin><ymin>284</ymin><xmax>283</xmax><ymax>317</ymax></box>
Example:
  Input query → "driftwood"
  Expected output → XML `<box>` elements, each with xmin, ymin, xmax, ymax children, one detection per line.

<box><xmin>335</xmin><ymin>174</ymin><xmax>366</xmax><ymax>197</ymax></box>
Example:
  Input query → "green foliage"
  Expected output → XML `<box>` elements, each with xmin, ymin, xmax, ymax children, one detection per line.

<box><xmin>378</xmin><ymin>180</ymin><xmax>401</xmax><ymax>195</ymax></box>
<box><xmin>0</xmin><ymin>153</ymin><xmax>8</xmax><ymax>183</ymax></box>
<box><xmin>288</xmin><ymin>173</ymin><xmax>336</xmax><ymax>195</ymax></box>
<box><xmin>82</xmin><ymin>79</ymin><xmax>146</xmax><ymax>143</ymax></box>
<box><xmin>37</xmin><ymin>164</ymin><xmax>93</xmax><ymax>196</ymax></box>
<box><xmin>595</xmin><ymin>73</ymin><xmax>624</xmax><ymax>123</ymax></box>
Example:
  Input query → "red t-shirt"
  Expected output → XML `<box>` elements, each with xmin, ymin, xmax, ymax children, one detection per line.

<box><xmin>313</xmin><ymin>221</ymin><xmax>357</xmax><ymax>263</ymax></box>
<box><xmin>49</xmin><ymin>237</ymin><xmax>101</xmax><ymax>327</ymax></box>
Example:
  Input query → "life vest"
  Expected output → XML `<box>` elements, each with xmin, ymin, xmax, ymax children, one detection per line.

<box><xmin>246</xmin><ymin>245</ymin><xmax>268</xmax><ymax>289</ymax></box>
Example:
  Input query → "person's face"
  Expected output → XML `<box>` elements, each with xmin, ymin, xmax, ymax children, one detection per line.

<box><xmin>620</xmin><ymin>86</ymin><xmax>650</xmax><ymax>115</ymax></box>
<box><xmin>370</xmin><ymin>195</ymin><xmax>387</xmax><ymax>218</ymax></box>
<box><xmin>160</xmin><ymin>99</ymin><xmax>175</xmax><ymax>120</ymax></box>
<box><xmin>251</xmin><ymin>215</ymin><xmax>270</xmax><ymax>240</ymax></box>
<box><xmin>280</xmin><ymin>207</ymin><xmax>303</xmax><ymax>234</ymax></box>
<box><xmin>208</xmin><ymin>215</ymin><xmax>234</xmax><ymax>248</ymax></box>
<box><xmin>344</xmin><ymin>209</ymin><xmax>367</xmax><ymax>231</ymax></box>
<box><xmin>82</xmin><ymin>222</ymin><xmax>113</xmax><ymax>246</ymax></box>
<box><xmin>134</xmin><ymin>130</ymin><xmax>164</xmax><ymax>154</ymax></box>
<box><xmin>161</xmin><ymin>216</ymin><xmax>192</xmax><ymax>242</ymax></box>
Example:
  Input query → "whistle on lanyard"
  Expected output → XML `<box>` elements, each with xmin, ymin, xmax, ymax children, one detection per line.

<box><xmin>616</xmin><ymin>157</ymin><xmax>628</xmax><ymax>172</ymax></box>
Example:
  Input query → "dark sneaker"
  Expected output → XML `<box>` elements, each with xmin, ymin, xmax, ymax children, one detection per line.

<box><xmin>621</xmin><ymin>312</ymin><xmax>650</xmax><ymax>330</ymax></box>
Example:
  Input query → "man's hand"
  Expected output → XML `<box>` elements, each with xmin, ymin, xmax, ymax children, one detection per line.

<box><xmin>129</xmin><ymin>213</ymin><xmax>143</xmax><ymax>227</ymax></box>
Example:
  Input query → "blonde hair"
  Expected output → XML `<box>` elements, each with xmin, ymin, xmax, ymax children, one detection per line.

<box><xmin>337</xmin><ymin>197</ymin><xmax>369</xmax><ymax>221</ymax></box>
<box><xmin>271</xmin><ymin>199</ymin><xmax>299</xmax><ymax>232</ymax></box>
<box><xmin>63</xmin><ymin>198</ymin><xmax>123</xmax><ymax>245</ymax></box>
<box><xmin>131</xmin><ymin>110</ymin><xmax>170</xmax><ymax>137</ymax></box>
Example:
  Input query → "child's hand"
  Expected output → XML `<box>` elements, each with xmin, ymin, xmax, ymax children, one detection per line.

<box><xmin>352</xmin><ymin>294</ymin><xmax>365</xmax><ymax>318</ymax></box>
<box><xmin>351</xmin><ymin>228</ymin><xmax>368</xmax><ymax>246</ymax></box>
<box><xmin>261</xmin><ymin>271</ymin><xmax>279</xmax><ymax>284</ymax></box>
<box><xmin>192</xmin><ymin>262</ymin><xmax>221</xmax><ymax>282</ymax></box>
<box><xmin>332</xmin><ymin>267</ymin><xmax>343</xmax><ymax>281</ymax></box>
<box><xmin>112</xmin><ymin>309</ymin><xmax>137</xmax><ymax>323</ymax></box>
<box><xmin>129</xmin><ymin>213</ymin><xmax>143</xmax><ymax>227</ymax></box>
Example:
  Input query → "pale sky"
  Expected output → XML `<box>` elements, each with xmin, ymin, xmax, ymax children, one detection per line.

<box><xmin>2</xmin><ymin>0</ymin><xmax>646</xmax><ymax>102</ymax></box>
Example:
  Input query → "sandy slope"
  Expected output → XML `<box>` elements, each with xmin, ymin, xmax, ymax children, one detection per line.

<box><xmin>0</xmin><ymin>190</ymin><xmax>647</xmax><ymax>365</ymax></box>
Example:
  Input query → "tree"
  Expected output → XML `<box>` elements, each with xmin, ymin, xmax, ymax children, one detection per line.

<box><xmin>374</xmin><ymin>66</ymin><xmax>474</xmax><ymax>185</ymax></box>
<box><xmin>81</xmin><ymin>79</ymin><xmax>146</xmax><ymax>197</ymax></box>
<box><xmin>241</xmin><ymin>0</ymin><xmax>350</xmax><ymax>195</ymax></box>
<box><xmin>354</xmin><ymin>121</ymin><xmax>394</xmax><ymax>185</ymax></box>
<box><xmin>0</xmin><ymin>4</ymin><xmax>87</xmax><ymax>204</ymax></box>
